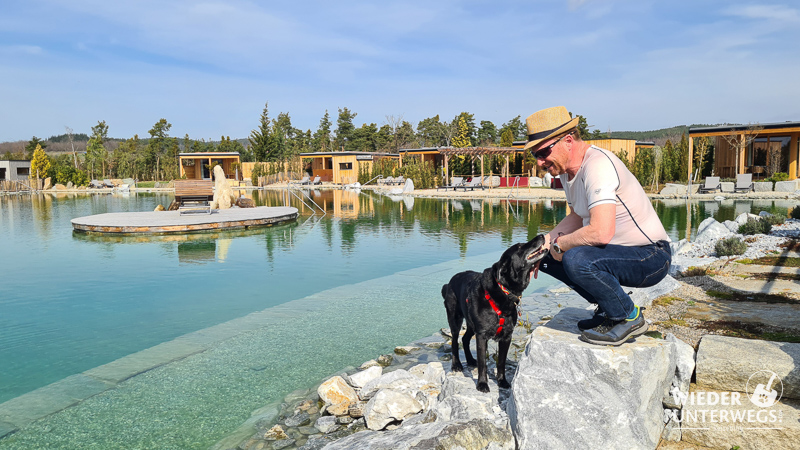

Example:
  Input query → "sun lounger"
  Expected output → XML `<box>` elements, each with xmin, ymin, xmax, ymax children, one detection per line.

<box><xmin>697</xmin><ymin>176</ymin><xmax>721</xmax><ymax>194</ymax></box>
<box><xmin>380</xmin><ymin>176</ymin><xmax>394</xmax><ymax>186</ymax></box>
<box><xmin>393</xmin><ymin>176</ymin><xmax>405</xmax><ymax>186</ymax></box>
<box><xmin>312</xmin><ymin>176</ymin><xmax>322</xmax><ymax>185</ymax></box>
<box><xmin>89</xmin><ymin>179</ymin><xmax>103</xmax><ymax>188</ymax></box>
<box><xmin>103</xmin><ymin>179</ymin><xmax>115</xmax><ymax>188</ymax></box>
<box><xmin>174</xmin><ymin>180</ymin><xmax>213</xmax><ymax>214</ymax></box>
<box><xmin>291</xmin><ymin>175</ymin><xmax>310</xmax><ymax>185</ymax></box>
<box><xmin>459</xmin><ymin>177</ymin><xmax>485</xmax><ymax>191</ymax></box>
<box><xmin>734</xmin><ymin>173</ymin><xmax>754</xmax><ymax>193</ymax></box>
<box><xmin>438</xmin><ymin>176</ymin><xmax>464</xmax><ymax>191</ymax></box>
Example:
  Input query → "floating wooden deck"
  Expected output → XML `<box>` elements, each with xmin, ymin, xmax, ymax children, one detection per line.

<box><xmin>71</xmin><ymin>206</ymin><xmax>299</xmax><ymax>234</ymax></box>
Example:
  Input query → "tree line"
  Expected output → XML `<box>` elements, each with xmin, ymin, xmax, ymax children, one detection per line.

<box><xmin>9</xmin><ymin>101</ymin><xmax>692</xmax><ymax>187</ymax></box>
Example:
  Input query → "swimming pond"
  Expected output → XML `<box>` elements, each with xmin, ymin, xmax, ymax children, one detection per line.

<box><xmin>0</xmin><ymin>190</ymin><xmax>794</xmax><ymax>448</ymax></box>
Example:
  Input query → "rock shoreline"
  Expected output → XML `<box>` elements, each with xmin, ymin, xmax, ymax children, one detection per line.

<box><xmin>217</xmin><ymin>208</ymin><xmax>800</xmax><ymax>450</ymax></box>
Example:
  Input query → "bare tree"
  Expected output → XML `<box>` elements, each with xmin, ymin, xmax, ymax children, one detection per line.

<box><xmin>693</xmin><ymin>137</ymin><xmax>710</xmax><ymax>180</ymax></box>
<box><xmin>441</xmin><ymin>120</ymin><xmax>457</xmax><ymax>147</ymax></box>
<box><xmin>65</xmin><ymin>126</ymin><xmax>78</xmax><ymax>168</ymax></box>
<box><xmin>384</xmin><ymin>114</ymin><xmax>404</xmax><ymax>151</ymax></box>
<box><xmin>721</xmin><ymin>123</ymin><xmax>762</xmax><ymax>176</ymax></box>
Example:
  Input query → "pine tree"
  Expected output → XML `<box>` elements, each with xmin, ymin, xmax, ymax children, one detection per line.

<box><xmin>452</xmin><ymin>116</ymin><xmax>471</xmax><ymax>148</ymax></box>
<box><xmin>30</xmin><ymin>144</ymin><xmax>51</xmax><ymax>179</ymax></box>
<box><xmin>249</xmin><ymin>102</ymin><xmax>273</xmax><ymax>161</ymax></box>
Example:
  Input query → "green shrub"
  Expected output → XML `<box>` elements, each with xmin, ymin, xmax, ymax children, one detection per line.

<box><xmin>716</xmin><ymin>237</ymin><xmax>747</xmax><ymax>257</ymax></box>
<box><xmin>738</xmin><ymin>217</ymin><xmax>772</xmax><ymax>235</ymax></box>
<box><xmin>763</xmin><ymin>212</ymin><xmax>786</xmax><ymax>226</ymax></box>
<box><xmin>767</xmin><ymin>172</ymin><xmax>789</xmax><ymax>182</ymax></box>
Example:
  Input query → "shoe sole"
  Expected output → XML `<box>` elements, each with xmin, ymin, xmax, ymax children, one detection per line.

<box><xmin>579</xmin><ymin>322</ymin><xmax>649</xmax><ymax>346</ymax></box>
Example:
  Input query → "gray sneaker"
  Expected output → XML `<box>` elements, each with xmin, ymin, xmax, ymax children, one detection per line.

<box><xmin>579</xmin><ymin>312</ymin><xmax>648</xmax><ymax>346</ymax></box>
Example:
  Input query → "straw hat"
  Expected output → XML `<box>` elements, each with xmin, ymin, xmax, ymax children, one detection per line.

<box><xmin>523</xmin><ymin>106</ymin><xmax>580</xmax><ymax>150</ymax></box>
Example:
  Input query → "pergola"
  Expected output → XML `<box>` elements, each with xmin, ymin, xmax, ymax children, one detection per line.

<box><xmin>438</xmin><ymin>147</ymin><xmax>523</xmax><ymax>185</ymax></box>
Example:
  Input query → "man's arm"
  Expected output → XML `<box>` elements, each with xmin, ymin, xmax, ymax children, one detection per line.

<box><xmin>554</xmin><ymin>203</ymin><xmax>616</xmax><ymax>253</ymax></box>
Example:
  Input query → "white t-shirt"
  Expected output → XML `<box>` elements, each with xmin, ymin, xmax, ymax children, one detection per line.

<box><xmin>559</xmin><ymin>146</ymin><xmax>669</xmax><ymax>246</ymax></box>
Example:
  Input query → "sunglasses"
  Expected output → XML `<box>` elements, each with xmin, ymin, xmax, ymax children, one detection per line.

<box><xmin>531</xmin><ymin>133</ymin><xmax>570</xmax><ymax>160</ymax></box>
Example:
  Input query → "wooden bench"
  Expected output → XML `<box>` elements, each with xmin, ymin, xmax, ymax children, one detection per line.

<box><xmin>174</xmin><ymin>180</ymin><xmax>214</xmax><ymax>215</ymax></box>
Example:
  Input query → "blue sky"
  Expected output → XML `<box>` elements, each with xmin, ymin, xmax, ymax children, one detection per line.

<box><xmin>1</xmin><ymin>0</ymin><xmax>799</xmax><ymax>142</ymax></box>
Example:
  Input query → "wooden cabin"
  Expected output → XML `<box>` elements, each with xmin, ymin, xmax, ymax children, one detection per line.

<box><xmin>688</xmin><ymin>122</ymin><xmax>800</xmax><ymax>180</ymax></box>
<box><xmin>585</xmin><ymin>138</ymin><xmax>637</xmax><ymax>164</ymax></box>
<box><xmin>298</xmin><ymin>151</ymin><xmax>399</xmax><ymax>184</ymax></box>
<box><xmin>179</xmin><ymin>152</ymin><xmax>241</xmax><ymax>180</ymax></box>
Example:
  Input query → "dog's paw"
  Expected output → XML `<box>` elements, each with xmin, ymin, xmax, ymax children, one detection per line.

<box><xmin>476</xmin><ymin>382</ymin><xmax>490</xmax><ymax>393</ymax></box>
<box><xmin>464</xmin><ymin>357</ymin><xmax>477</xmax><ymax>367</ymax></box>
<box><xmin>497</xmin><ymin>379</ymin><xmax>511</xmax><ymax>389</ymax></box>
<box><xmin>451</xmin><ymin>362</ymin><xmax>464</xmax><ymax>372</ymax></box>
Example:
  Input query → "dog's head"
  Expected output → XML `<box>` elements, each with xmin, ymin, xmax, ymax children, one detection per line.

<box><xmin>492</xmin><ymin>234</ymin><xmax>548</xmax><ymax>297</ymax></box>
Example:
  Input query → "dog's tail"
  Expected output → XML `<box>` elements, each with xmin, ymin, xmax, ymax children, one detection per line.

<box><xmin>441</xmin><ymin>284</ymin><xmax>450</xmax><ymax>300</ymax></box>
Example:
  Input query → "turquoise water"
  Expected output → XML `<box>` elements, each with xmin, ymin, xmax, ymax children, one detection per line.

<box><xmin>0</xmin><ymin>191</ymin><xmax>794</xmax><ymax>448</ymax></box>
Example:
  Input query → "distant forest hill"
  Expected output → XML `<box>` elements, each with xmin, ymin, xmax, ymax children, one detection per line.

<box><xmin>0</xmin><ymin>133</ymin><xmax>250</xmax><ymax>156</ymax></box>
<box><xmin>609</xmin><ymin>124</ymin><xmax>719</xmax><ymax>146</ymax></box>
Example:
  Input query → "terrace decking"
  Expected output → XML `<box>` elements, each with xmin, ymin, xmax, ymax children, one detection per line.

<box><xmin>71</xmin><ymin>206</ymin><xmax>299</xmax><ymax>234</ymax></box>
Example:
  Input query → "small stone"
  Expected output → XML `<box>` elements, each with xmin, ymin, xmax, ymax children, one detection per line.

<box><xmin>348</xmin><ymin>401</ymin><xmax>367</xmax><ymax>418</ymax></box>
<box><xmin>359</xmin><ymin>360</ymin><xmax>380</xmax><ymax>370</ymax></box>
<box><xmin>154</xmin><ymin>204</ymin><xmax>165</xmax><ymax>211</ymax></box>
<box><xmin>394</xmin><ymin>345</ymin><xmax>421</xmax><ymax>355</ymax></box>
<box><xmin>335</xmin><ymin>415</ymin><xmax>354</xmax><ymax>425</ymax></box>
<box><xmin>284</xmin><ymin>411</ymin><xmax>311</xmax><ymax>428</ymax></box>
<box><xmin>297</xmin><ymin>399</ymin><xmax>315</xmax><ymax>411</ymax></box>
<box><xmin>376</xmin><ymin>354</ymin><xmax>393</xmax><ymax>366</ymax></box>
<box><xmin>298</xmin><ymin>425</ymin><xmax>319</xmax><ymax>435</ymax></box>
<box><xmin>272</xmin><ymin>438</ymin><xmax>296</xmax><ymax>450</ymax></box>
<box><xmin>261</xmin><ymin>424</ymin><xmax>288</xmax><ymax>440</ymax></box>
<box><xmin>314</xmin><ymin>416</ymin><xmax>339</xmax><ymax>434</ymax></box>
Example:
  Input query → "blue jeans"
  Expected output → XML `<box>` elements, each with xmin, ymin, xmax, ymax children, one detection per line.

<box><xmin>539</xmin><ymin>240</ymin><xmax>672</xmax><ymax>321</ymax></box>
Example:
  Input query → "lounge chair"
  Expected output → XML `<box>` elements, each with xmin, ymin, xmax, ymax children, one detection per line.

<box><xmin>697</xmin><ymin>176</ymin><xmax>721</xmax><ymax>194</ymax></box>
<box><xmin>174</xmin><ymin>180</ymin><xmax>213</xmax><ymax>214</ymax></box>
<box><xmin>734</xmin><ymin>173</ymin><xmax>754</xmax><ymax>193</ymax></box>
<box><xmin>89</xmin><ymin>179</ymin><xmax>103</xmax><ymax>188</ymax></box>
<box><xmin>292</xmin><ymin>175</ymin><xmax>310</xmax><ymax>185</ymax></box>
<box><xmin>459</xmin><ymin>177</ymin><xmax>485</xmax><ymax>191</ymax></box>
<box><xmin>103</xmin><ymin>179</ymin><xmax>115</xmax><ymax>188</ymax></box>
<box><xmin>437</xmin><ymin>176</ymin><xmax>464</xmax><ymax>191</ymax></box>
<box><xmin>312</xmin><ymin>176</ymin><xmax>322</xmax><ymax>185</ymax></box>
<box><xmin>380</xmin><ymin>176</ymin><xmax>394</xmax><ymax>186</ymax></box>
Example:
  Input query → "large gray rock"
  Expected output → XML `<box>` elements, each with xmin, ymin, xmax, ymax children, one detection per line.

<box><xmin>346</xmin><ymin>366</ymin><xmax>382</xmax><ymax>390</ymax></box>
<box><xmin>528</xmin><ymin>177</ymin><xmax>543</xmax><ymax>187</ymax></box>
<box><xmin>696</xmin><ymin>335</ymin><xmax>800</xmax><ymax>400</ymax></box>
<box><xmin>508</xmin><ymin>307</ymin><xmax>676</xmax><ymax>450</ymax></box>
<box><xmin>323</xmin><ymin>418</ymin><xmax>514</xmax><ymax>450</ymax></box>
<box><xmin>211</xmin><ymin>165</ymin><xmax>236</xmax><ymax>209</ymax></box>
<box><xmin>660</xmin><ymin>183</ymin><xmax>686</xmax><ymax>196</ymax></box>
<box><xmin>754</xmin><ymin>181</ymin><xmax>773</xmax><ymax>192</ymax></box>
<box><xmin>433</xmin><ymin>376</ymin><xmax>504</xmax><ymax>422</ymax></box>
<box><xmin>363</xmin><ymin>388</ymin><xmax>422</xmax><ymax>430</ymax></box>
<box><xmin>774</xmin><ymin>180</ymin><xmax>799</xmax><ymax>192</ymax></box>
<box><xmin>629</xmin><ymin>275</ymin><xmax>681</xmax><ymax>308</ymax></box>
<box><xmin>694</xmin><ymin>217</ymin><xmax>733</xmax><ymax>243</ymax></box>
<box><xmin>681</xmin><ymin>386</ymin><xmax>800</xmax><ymax>450</ymax></box>
<box><xmin>359</xmin><ymin>369</ymin><xmax>427</xmax><ymax>400</ymax></box>
<box><xmin>408</xmin><ymin>362</ymin><xmax>445</xmax><ymax>386</ymax></box>
<box><xmin>663</xmin><ymin>334</ymin><xmax>695</xmax><ymax>409</ymax></box>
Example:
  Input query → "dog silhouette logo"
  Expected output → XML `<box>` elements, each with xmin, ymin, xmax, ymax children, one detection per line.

<box><xmin>746</xmin><ymin>370</ymin><xmax>783</xmax><ymax>408</ymax></box>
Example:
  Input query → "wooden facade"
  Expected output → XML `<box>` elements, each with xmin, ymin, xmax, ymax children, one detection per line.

<box><xmin>585</xmin><ymin>139</ymin><xmax>637</xmax><ymax>164</ymax></box>
<box><xmin>298</xmin><ymin>152</ymin><xmax>399</xmax><ymax>184</ymax></box>
<box><xmin>179</xmin><ymin>152</ymin><xmax>241</xmax><ymax>180</ymax></box>
<box><xmin>689</xmin><ymin>122</ymin><xmax>800</xmax><ymax>180</ymax></box>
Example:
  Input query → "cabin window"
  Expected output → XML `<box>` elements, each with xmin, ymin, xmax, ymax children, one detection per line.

<box><xmin>16</xmin><ymin>167</ymin><xmax>29</xmax><ymax>176</ymax></box>
<box><xmin>339</xmin><ymin>162</ymin><xmax>352</xmax><ymax>170</ymax></box>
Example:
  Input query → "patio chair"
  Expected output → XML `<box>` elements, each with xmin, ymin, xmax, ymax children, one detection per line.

<box><xmin>734</xmin><ymin>173</ymin><xmax>754</xmax><ymax>193</ymax></box>
<box><xmin>292</xmin><ymin>175</ymin><xmax>310</xmax><ymax>185</ymax></box>
<box><xmin>312</xmin><ymin>176</ymin><xmax>322</xmax><ymax>185</ymax></box>
<box><xmin>459</xmin><ymin>177</ymin><xmax>485</xmax><ymax>191</ymax></box>
<box><xmin>697</xmin><ymin>176</ymin><xmax>721</xmax><ymax>194</ymax></box>
<box><xmin>437</xmin><ymin>176</ymin><xmax>464</xmax><ymax>191</ymax></box>
<box><xmin>89</xmin><ymin>179</ymin><xmax>103</xmax><ymax>188</ymax></box>
<box><xmin>103</xmin><ymin>179</ymin><xmax>115</xmax><ymax>188</ymax></box>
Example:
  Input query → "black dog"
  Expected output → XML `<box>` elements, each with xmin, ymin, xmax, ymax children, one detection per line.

<box><xmin>441</xmin><ymin>235</ymin><xmax>547</xmax><ymax>392</ymax></box>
